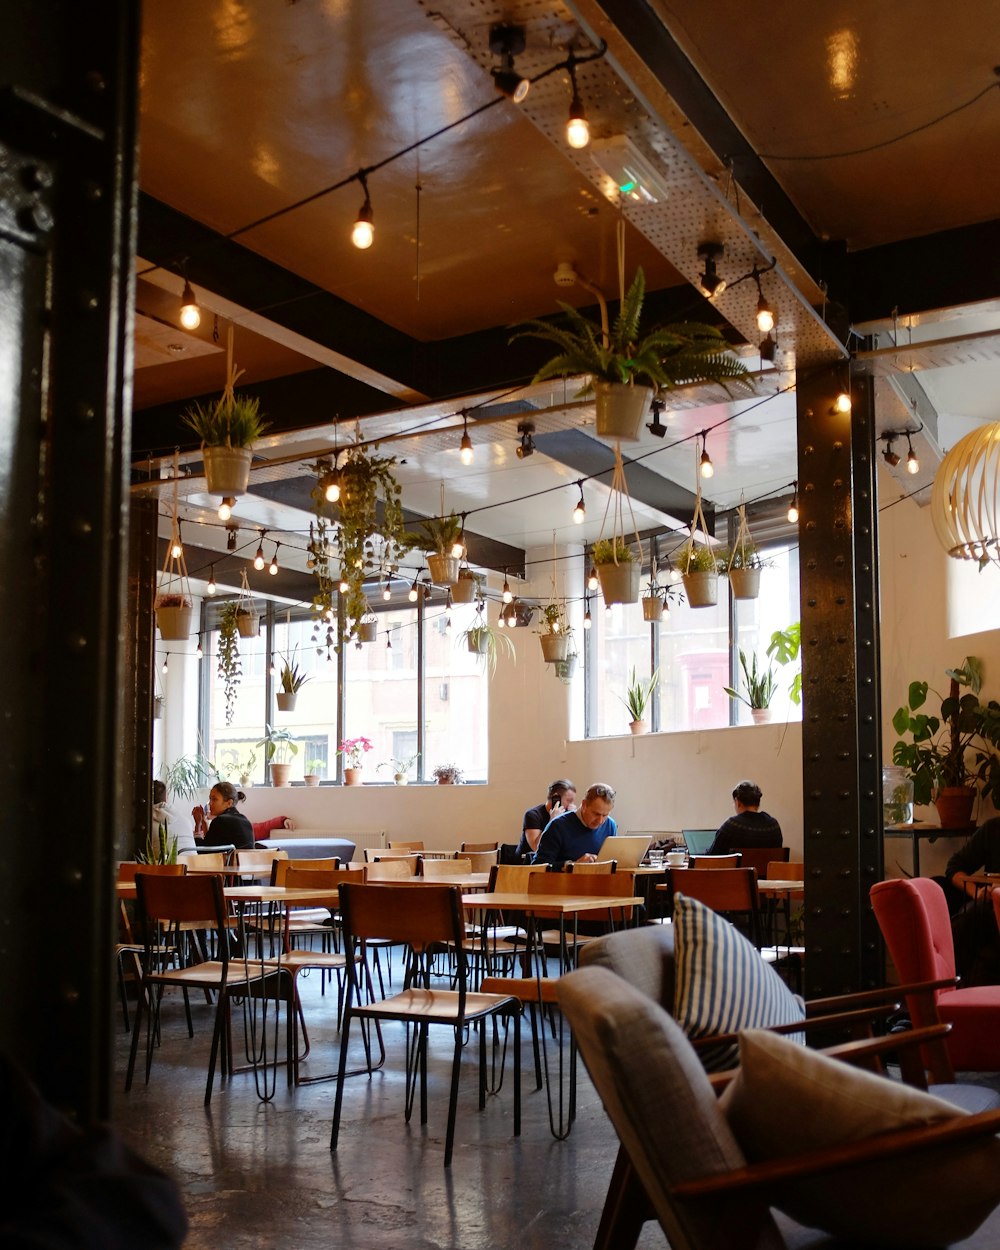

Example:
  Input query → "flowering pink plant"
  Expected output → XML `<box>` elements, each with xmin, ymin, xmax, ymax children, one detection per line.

<box><xmin>337</xmin><ymin>736</ymin><xmax>373</xmax><ymax>768</ymax></box>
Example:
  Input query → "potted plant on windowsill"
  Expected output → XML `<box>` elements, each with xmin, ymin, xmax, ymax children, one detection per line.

<box><xmin>432</xmin><ymin>763</ymin><xmax>463</xmax><ymax>785</ymax></box>
<box><xmin>182</xmin><ymin>391</ymin><xmax>269</xmax><ymax>500</ymax></box>
<box><xmin>403</xmin><ymin>513</ymin><xmax>465</xmax><ymax>586</ymax></box>
<box><xmin>724</xmin><ymin>649</ymin><xmax>778</xmax><ymax>724</ymax></box>
<box><xmin>619</xmin><ymin>667</ymin><xmax>659</xmax><ymax>735</ymax></box>
<box><xmin>256</xmin><ymin>724</ymin><xmax>299</xmax><ymax>787</ymax></box>
<box><xmin>512</xmin><ymin>267</ymin><xmax>752</xmax><ymax>444</ymax></box>
<box><xmin>891</xmin><ymin>656</ymin><xmax>1000</xmax><ymax>827</ymax></box>
<box><xmin>378</xmin><ymin>753</ymin><xmax>419</xmax><ymax>786</ymax></box>
<box><xmin>303</xmin><ymin>758</ymin><xmax>324</xmax><ymax>787</ymax></box>
<box><xmin>593</xmin><ymin>538</ymin><xmax>640</xmax><ymax>605</ymax></box>
<box><xmin>276</xmin><ymin>651</ymin><xmax>309</xmax><ymax>712</ymax></box>
<box><xmin>337</xmin><ymin>736</ymin><xmax>373</xmax><ymax>785</ymax></box>
<box><xmin>536</xmin><ymin>602</ymin><xmax>572</xmax><ymax>663</ymax></box>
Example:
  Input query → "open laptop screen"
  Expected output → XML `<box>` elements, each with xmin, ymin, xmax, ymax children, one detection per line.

<box><xmin>596</xmin><ymin>834</ymin><xmax>651</xmax><ymax>868</ymax></box>
<box><xmin>682</xmin><ymin>829</ymin><xmax>717</xmax><ymax>855</ymax></box>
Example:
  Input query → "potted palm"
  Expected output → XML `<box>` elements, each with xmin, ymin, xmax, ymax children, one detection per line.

<box><xmin>403</xmin><ymin>513</ymin><xmax>464</xmax><ymax>586</ymax></box>
<box><xmin>892</xmin><ymin>657</ymin><xmax>1000</xmax><ymax>827</ymax></box>
<box><xmin>724</xmin><ymin>649</ymin><xmax>778</xmax><ymax>723</ymax></box>
<box><xmin>619</xmin><ymin>667</ymin><xmax>659</xmax><ymax>735</ymax></box>
<box><xmin>593</xmin><ymin>538</ymin><xmax>640</xmax><ymax>605</ymax></box>
<box><xmin>182</xmin><ymin>391</ymin><xmax>269</xmax><ymax>499</ymax></box>
<box><xmin>537</xmin><ymin>602</ymin><xmax>571</xmax><ymax>663</ymax></box>
<box><xmin>256</xmin><ymin>724</ymin><xmax>299</xmax><ymax>787</ymax></box>
<box><xmin>276</xmin><ymin>651</ymin><xmax>309</xmax><ymax>712</ymax></box>
<box><xmin>512</xmin><ymin>267</ymin><xmax>752</xmax><ymax>443</ymax></box>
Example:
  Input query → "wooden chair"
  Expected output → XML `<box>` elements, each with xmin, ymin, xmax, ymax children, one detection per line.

<box><xmin>366</xmin><ymin>857</ymin><xmax>416</xmax><ymax>881</ymax></box>
<box><xmin>688</xmin><ymin>853</ymin><xmax>742</xmax><ymax>870</ymax></box>
<box><xmin>388</xmin><ymin>840</ymin><xmax>424</xmax><ymax>851</ymax></box>
<box><xmin>770</xmin><ymin>860</ymin><xmax>804</xmax><ymax>880</ymax></box>
<box><xmin>569</xmin><ymin>860</ymin><xmax>617</xmax><ymax>874</ymax></box>
<box><xmin>126</xmin><ymin>872</ymin><xmax>291</xmax><ymax>1104</ymax></box>
<box><xmin>369</xmin><ymin>854</ymin><xmax>419</xmax><ymax>875</ymax></box>
<box><xmin>271</xmin><ymin>857</ymin><xmax>342</xmax><ymax>883</ymax></box>
<box><xmin>235</xmin><ymin>847</ymin><xmax>288</xmax><ymax>877</ymax></box>
<box><xmin>422</xmin><ymin>857</ymin><xmax>473</xmax><ymax>878</ymax></box>
<box><xmin>331</xmin><ymin>883</ymin><xmax>521</xmax><ymax>1166</ymax></box>
<box><xmin>461</xmin><ymin>840</ymin><xmax>499</xmax><ymax>853</ymax></box>
<box><xmin>671</xmin><ymin>867</ymin><xmax>762</xmax><ymax>947</ymax></box>
<box><xmin>179</xmin><ymin>851</ymin><xmax>227</xmax><ymax>871</ymax></box>
<box><xmin>731</xmin><ymin>845</ymin><xmax>788</xmax><ymax>879</ymax></box>
<box><xmin>528</xmin><ymin>870</ymin><xmax>638</xmax><ymax>966</ymax></box>
<box><xmin>115</xmin><ymin>862</ymin><xmax>186</xmax><ymax>1029</ymax></box>
<box><xmin>461</xmin><ymin>849</ymin><xmax>499</xmax><ymax>873</ymax></box>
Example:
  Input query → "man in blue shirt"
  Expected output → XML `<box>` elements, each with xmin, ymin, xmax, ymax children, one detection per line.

<box><xmin>533</xmin><ymin>782</ymin><xmax>617</xmax><ymax>866</ymax></box>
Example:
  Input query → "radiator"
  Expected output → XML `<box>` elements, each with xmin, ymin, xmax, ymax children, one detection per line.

<box><xmin>350</xmin><ymin>830</ymin><xmax>387</xmax><ymax>855</ymax></box>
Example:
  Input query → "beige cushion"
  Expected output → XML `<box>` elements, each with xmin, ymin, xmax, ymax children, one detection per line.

<box><xmin>721</xmin><ymin>1029</ymin><xmax>1000</xmax><ymax>1247</ymax></box>
<box><xmin>672</xmin><ymin>893</ymin><xmax>804</xmax><ymax>1070</ymax></box>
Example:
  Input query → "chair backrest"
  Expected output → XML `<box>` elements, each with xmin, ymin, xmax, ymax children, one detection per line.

<box><xmin>422</xmin><ymin>857</ymin><xmax>473</xmax><ymax>878</ymax></box>
<box><xmin>870</xmin><ymin>878</ymin><xmax>957</xmax><ymax>999</ymax></box>
<box><xmin>179</xmin><ymin>851</ymin><xmax>226</xmax><ymax>871</ymax></box>
<box><xmin>769</xmin><ymin>860</ymin><xmax>804</xmax><ymax>881</ymax></box>
<box><xmin>135</xmin><ymin>871</ymin><xmax>226</xmax><ymax>930</ymax></box>
<box><xmin>366</xmin><ymin>857</ymin><xmax>416</xmax><ymax>881</ymax></box>
<box><xmin>673</xmin><ymin>868</ymin><xmax>761</xmax><ymax>946</ymax></box>
<box><xmin>117</xmin><ymin>861</ymin><xmax>187</xmax><ymax>881</ymax></box>
<box><xmin>462</xmin><ymin>849</ymin><xmax>499</xmax><ymax>873</ymax></box>
<box><xmin>731</xmin><ymin>846</ymin><xmax>786</xmax><ymax>879</ymax></box>
<box><xmin>460</xmin><ymin>840</ymin><xmax>499</xmax><ymax>853</ymax></box>
<box><xmin>282</xmin><ymin>866</ymin><xmax>358</xmax><ymax>890</ymax></box>
<box><xmin>271</xmin><ymin>857</ymin><xmax>341</xmax><ymax>884</ymax></box>
<box><xmin>388</xmin><ymin>840</ymin><xmax>424</xmax><ymax>851</ymax></box>
<box><xmin>490</xmin><ymin>863</ymin><xmax>549</xmax><ymax>891</ymax></box>
<box><xmin>236</xmin><ymin>848</ymin><xmax>288</xmax><ymax>873</ymax></box>
<box><xmin>340</xmin><ymin>882</ymin><xmax>463</xmax><ymax>950</ymax></box>
<box><xmin>569</xmin><ymin>859</ymin><xmax>617</xmax><ymax>874</ymax></box>
<box><xmin>689</xmin><ymin>853</ymin><xmax>742</xmax><ymax>870</ymax></box>
<box><xmin>528</xmin><ymin>869</ymin><xmax>636</xmax><ymax>921</ymax></box>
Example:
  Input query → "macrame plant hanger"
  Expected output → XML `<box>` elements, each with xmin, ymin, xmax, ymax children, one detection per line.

<box><xmin>686</xmin><ymin>444</ymin><xmax>713</xmax><ymax>574</ymax></box>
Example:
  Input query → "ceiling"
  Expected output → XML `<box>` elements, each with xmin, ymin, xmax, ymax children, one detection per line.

<box><xmin>133</xmin><ymin>0</ymin><xmax>1000</xmax><ymax>602</ymax></box>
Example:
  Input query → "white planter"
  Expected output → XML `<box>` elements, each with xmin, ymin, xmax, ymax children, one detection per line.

<box><xmin>276</xmin><ymin>691</ymin><xmax>297</xmax><ymax>712</ymax></box>
<box><xmin>393</xmin><ymin>774</ymin><xmax>408</xmax><ymax>786</ymax></box>
<box><xmin>451</xmin><ymin>574</ymin><xmax>478</xmax><ymax>603</ymax></box>
<box><xmin>729</xmin><ymin>568</ymin><xmax>761</xmax><ymax>600</ymax></box>
<box><xmin>203</xmin><ymin>445</ymin><xmax>253</xmax><ymax>496</ymax></box>
<box><xmin>629</xmin><ymin>719</ymin><xmax>648</xmax><ymax>736</ymax></box>
<box><xmin>594</xmin><ymin>381</ymin><xmax>650</xmax><ymax>444</ymax></box>
<box><xmin>750</xmin><ymin>707</ymin><xmax>773</xmax><ymax>725</ymax></box>
<box><xmin>467</xmin><ymin>631</ymin><xmax>489</xmax><ymax>655</ymax></box>
<box><xmin>539</xmin><ymin>632</ymin><xmax>570</xmax><ymax>663</ymax></box>
<box><xmin>427</xmin><ymin>553</ymin><xmax>461</xmax><ymax>585</ymax></box>
<box><xmin>641</xmin><ymin>595</ymin><xmax>664</xmax><ymax>622</ymax></box>
<box><xmin>682</xmin><ymin>570</ymin><xmax>720</xmax><ymax>608</ymax></box>
<box><xmin>596</xmin><ymin>560</ymin><xmax>640</xmax><ymax>605</ymax></box>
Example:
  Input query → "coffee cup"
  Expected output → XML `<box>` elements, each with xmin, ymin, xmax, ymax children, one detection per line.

<box><xmin>666</xmin><ymin>850</ymin><xmax>687</xmax><ymax>867</ymax></box>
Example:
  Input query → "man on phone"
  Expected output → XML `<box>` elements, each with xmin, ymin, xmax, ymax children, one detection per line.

<box><xmin>532</xmin><ymin>782</ymin><xmax>616</xmax><ymax>867</ymax></box>
<box><xmin>515</xmin><ymin>779</ymin><xmax>577</xmax><ymax>859</ymax></box>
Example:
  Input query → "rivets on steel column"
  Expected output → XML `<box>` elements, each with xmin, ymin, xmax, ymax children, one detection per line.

<box><xmin>835</xmin><ymin>595</ymin><xmax>846</xmax><ymax>604</ymax></box>
<box><xmin>78</xmin><ymin>291</ymin><xmax>100</xmax><ymax>313</ymax></box>
<box><xmin>20</xmin><ymin>164</ymin><xmax>53</xmax><ymax>191</ymax></box>
<box><xmin>833</xmin><ymin>478</ymin><xmax>844</xmax><ymax>489</ymax></box>
<box><xmin>807</xmin><ymin>598</ymin><xmax>817</xmax><ymax>607</ymax></box>
<box><xmin>77</xmin><ymin>402</ymin><xmax>96</xmax><ymax>423</ymax></box>
<box><xmin>67</xmin><ymin>749</ymin><xmax>85</xmax><ymax>769</ymax></box>
<box><xmin>84</xmin><ymin>180</ymin><xmax>104</xmax><ymax>202</ymax></box>
<box><xmin>85</xmin><ymin>70</ymin><xmax>108</xmax><ymax>94</ymax></box>
<box><xmin>73</xmin><ymin>518</ymin><xmax>93</xmax><ymax>537</ymax></box>
<box><xmin>17</xmin><ymin>203</ymin><xmax>54</xmax><ymax>234</ymax></box>
<box><xmin>68</xmin><ymin>633</ymin><xmax>88</xmax><ymax>652</ymax></box>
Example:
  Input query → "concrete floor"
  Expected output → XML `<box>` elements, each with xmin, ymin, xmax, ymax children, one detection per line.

<box><xmin>111</xmin><ymin>963</ymin><xmax>667</xmax><ymax>1249</ymax></box>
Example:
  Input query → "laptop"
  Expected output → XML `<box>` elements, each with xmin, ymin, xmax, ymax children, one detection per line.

<box><xmin>596</xmin><ymin>834</ymin><xmax>651</xmax><ymax>868</ymax></box>
<box><xmin>682</xmin><ymin>829</ymin><xmax>718</xmax><ymax>855</ymax></box>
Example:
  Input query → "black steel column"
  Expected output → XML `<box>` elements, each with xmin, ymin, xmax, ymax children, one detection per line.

<box><xmin>0</xmin><ymin>5</ymin><xmax>139</xmax><ymax>1118</ymax></box>
<box><xmin>798</xmin><ymin>365</ymin><xmax>884</xmax><ymax>997</ymax></box>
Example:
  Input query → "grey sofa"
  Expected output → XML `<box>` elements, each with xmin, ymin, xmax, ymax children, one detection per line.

<box><xmin>256</xmin><ymin>836</ymin><xmax>356</xmax><ymax>862</ymax></box>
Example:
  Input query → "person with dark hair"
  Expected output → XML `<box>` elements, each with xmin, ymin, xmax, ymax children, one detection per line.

<box><xmin>516</xmin><ymin>778</ymin><xmax>577</xmax><ymax>858</ymax></box>
<box><xmin>192</xmin><ymin>781</ymin><xmax>254</xmax><ymax>850</ymax></box>
<box><xmin>533</xmin><ymin>782</ymin><xmax>616</xmax><ymax>866</ymax></box>
<box><xmin>708</xmin><ymin>780</ymin><xmax>782</xmax><ymax>854</ymax></box>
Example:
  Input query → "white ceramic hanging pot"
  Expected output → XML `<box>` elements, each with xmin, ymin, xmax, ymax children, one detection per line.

<box><xmin>539</xmin><ymin>633</ymin><xmax>570</xmax><ymax>663</ymax></box>
<box><xmin>682</xmin><ymin>570</ymin><xmax>719</xmax><ymax>608</ymax></box>
<box><xmin>729</xmin><ymin>568</ymin><xmax>761</xmax><ymax>600</ymax></box>
<box><xmin>427</xmin><ymin>553</ymin><xmax>461</xmax><ymax>585</ymax></box>
<box><xmin>203</xmin><ymin>446</ymin><xmax>253</xmax><ymax>496</ymax></box>
<box><xmin>594</xmin><ymin>381</ymin><xmax>650</xmax><ymax>444</ymax></box>
<box><xmin>597</xmin><ymin>561</ymin><xmax>640</xmax><ymax>605</ymax></box>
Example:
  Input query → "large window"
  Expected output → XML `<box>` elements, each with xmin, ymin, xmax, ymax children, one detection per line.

<box><xmin>202</xmin><ymin>593</ymin><xmax>489</xmax><ymax>782</ymax></box>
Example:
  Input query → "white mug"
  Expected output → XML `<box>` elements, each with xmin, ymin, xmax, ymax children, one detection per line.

<box><xmin>666</xmin><ymin>850</ymin><xmax>687</xmax><ymax>867</ymax></box>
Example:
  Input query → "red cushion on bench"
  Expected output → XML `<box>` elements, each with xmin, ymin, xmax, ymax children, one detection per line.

<box><xmin>253</xmin><ymin>816</ymin><xmax>289</xmax><ymax>842</ymax></box>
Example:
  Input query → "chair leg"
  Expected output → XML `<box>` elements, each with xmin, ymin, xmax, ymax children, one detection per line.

<box><xmin>528</xmin><ymin>1002</ymin><xmax>543</xmax><ymax>1090</ymax></box>
<box><xmin>594</xmin><ymin>1145</ymin><xmax>652</xmax><ymax>1250</ymax></box>
<box><xmin>124</xmin><ymin>975</ymin><xmax>147</xmax><ymax>1091</ymax></box>
<box><xmin>330</xmin><ymin>1007</ymin><xmax>354</xmax><ymax>1151</ymax></box>
<box><xmin>205</xmin><ymin>997</ymin><xmax>227</xmax><ymax>1106</ymax></box>
<box><xmin>512</xmin><ymin>1006</ymin><xmax>521</xmax><ymax>1138</ymax></box>
<box><xmin>444</xmin><ymin>1025</ymin><xmax>463</xmax><ymax>1167</ymax></box>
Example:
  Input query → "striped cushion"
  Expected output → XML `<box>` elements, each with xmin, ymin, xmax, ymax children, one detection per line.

<box><xmin>672</xmin><ymin>893</ymin><xmax>804</xmax><ymax>1071</ymax></box>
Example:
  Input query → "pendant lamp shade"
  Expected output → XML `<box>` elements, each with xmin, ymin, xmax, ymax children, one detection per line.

<box><xmin>931</xmin><ymin>423</ymin><xmax>1000</xmax><ymax>564</ymax></box>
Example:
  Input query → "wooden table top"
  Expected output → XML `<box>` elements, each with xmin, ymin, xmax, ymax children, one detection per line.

<box><xmin>460</xmin><ymin>891</ymin><xmax>642</xmax><ymax>913</ymax></box>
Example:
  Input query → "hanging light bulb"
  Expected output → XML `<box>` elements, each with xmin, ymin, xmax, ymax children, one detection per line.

<box><xmin>451</xmin><ymin>517</ymin><xmax>466</xmax><ymax>560</ymax></box>
<box><xmin>269</xmin><ymin>543</ymin><xmax>280</xmax><ymax>575</ymax></box>
<box><xmin>565</xmin><ymin>57</ymin><xmax>590</xmax><ymax>149</ymax></box>
<box><xmin>408</xmin><ymin>577</ymin><xmax>419</xmax><ymax>603</ymax></box>
<box><xmin>269</xmin><ymin>655</ymin><xmax>278</xmax><ymax>677</ymax></box>
<box><xmin>253</xmin><ymin>533</ymin><xmax>266</xmax><ymax>571</ymax></box>
<box><xmin>835</xmin><ymin>391</ymin><xmax>852</xmax><ymax>413</ymax></box>
<box><xmin>502</xmin><ymin>573</ymin><xmax>512</xmax><ymax>604</ymax></box>
<box><xmin>587</xmin><ymin>564</ymin><xmax>598</xmax><ymax>591</ymax></box>
<box><xmin>179</xmin><ymin>279</ymin><xmax>200</xmax><ymax>330</ymax></box>
<box><xmin>573</xmin><ymin>481</ymin><xmax>586</xmax><ymax>524</ymax></box>
<box><xmin>161</xmin><ymin>654</ymin><xmax>169</xmax><ymax>674</ymax></box>
<box><xmin>218</xmin><ymin>496</ymin><xmax>235</xmax><ymax>521</ymax></box>
<box><xmin>351</xmin><ymin>173</ymin><xmax>374</xmax><ymax>249</ymax></box>
<box><xmin>386</xmin><ymin>633</ymin><xmax>392</xmax><ymax>650</ymax></box>
<box><xmin>699</xmin><ymin>431</ymin><xmax>714</xmax><ymax>479</ymax></box>
<box><xmin>206</xmin><ymin>565</ymin><xmax>216</xmax><ymax>596</ymax></box>
<box><xmin>323</xmin><ymin>463</ymin><xmax>341</xmax><ymax>503</ymax></box>
<box><xmin>755</xmin><ymin>290</ymin><xmax>775</xmax><ymax>335</ymax></box>
<box><xmin>382</xmin><ymin>578</ymin><xmax>392</xmax><ymax>601</ymax></box>
<box><xmin>459</xmin><ymin>414</ymin><xmax>474</xmax><ymax>466</ymax></box>
<box><xmin>339</xmin><ymin>573</ymin><xmax>350</xmax><ymax>593</ymax></box>
<box><xmin>787</xmin><ymin>484</ymin><xmax>799</xmax><ymax>525</ymax></box>
<box><xmin>196</xmin><ymin>638</ymin><xmax>204</xmax><ymax>660</ymax></box>
<box><xmin>496</xmin><ymin>611</ymin><xmax>506</xmax><ymax>629</ymax></box>
<box><xmin>906</xmin><ymin>433</ymin><xmax>920</xmax><ymax>475</ymax></box>
<box><xmin>583</xmin><ymin>601</ymin><xmax>592</xmax><ymax>630</ymax></box>
<box><xmin>445</xmin><ymin>614</ymin><xmax>453</xmax><ymax>637</ymax></box>
<box><xmin>171</xmin><ymin>522</ymin><xmax>183</xmax><ymax>560</ymax></box>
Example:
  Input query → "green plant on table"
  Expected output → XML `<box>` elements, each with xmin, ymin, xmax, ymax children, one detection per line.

<box><xmin>724</xmin><ymin>650</ymin><xmax>778</xmax><ymax>710</ymax></box>
<box><xmin>619</xmin><ymin>667</ymin><xmax>659</xmax><ymax>723</ymax></box>
<box><xmin>137</xmin><ymin>823</ymin><xmax>178</xmax><ymax>865</ymax></box>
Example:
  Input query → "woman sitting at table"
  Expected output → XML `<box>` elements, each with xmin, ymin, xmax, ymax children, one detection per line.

<box><xmin>192</xmin><ymin>781</ymin><xmax>254</xmax><ymax>850</ymax></box>
<box><xmin>708</xmin><ymin>779</ymin><xmax>782</xmax><ymax>854</ymax></box>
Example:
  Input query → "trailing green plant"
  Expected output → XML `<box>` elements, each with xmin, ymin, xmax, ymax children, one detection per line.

<box><xmin>217</xmin><ymin>602</ymin><xmax>242</xmax><ymax>726</ymax></box>
<box><xmin>724</xmin><ymin>649</ymin><xmax>778</xmax><ymax>710</ymax></box>
<box><xmin>767</xmin><ymin>623</ymin><xmax>802</xmax><ymax>706</ymax></box>
<box><xmin>181</xmin><ymin>392</ymin><xmax>269</xmax><ymax>448</ymax></box>
<box><xmin>137</xmin><ymin>823</ymin><xmax>179</xmax><ymax>865</ymax></box>
<box><xmin>402</xmin><ymin>513</ymin><xmax>464</xmax><ymax>555</ymax></box>
<box><xmin>511</xmin><ymin>267</ymin><xmax>753</xmax><ymax>396</ymax></box>
<box><xmin>256</xmin><ymin>724</ymin><xmax>299</xmax><ymax>766</ymax></box>
<box><xmin>461</xmin><ymin>620</ymin><xmax>515</xmax><ymax>679</ymax></box>
<box><xmin>278</xmin><ymin>650</ymin><xmax>310</xmax><ymax>694</ymax></box>
<box><xmin>592</xmin><ymin>538</ymin><xmax>635</xmax><ymax>565</ymax></box>
<box><xmin>619</xmin><ymin>667</ymin><xmax>659</xmax><ymax>722</ymax></box>
<box><xmin>161</xmin><ymin>753</ymin><xmax>219</xmax><ymax>800</ymax></box>
<box><xmin>891</xmin><ymin>657</ymin><xmax>1000</xmax><ymax>806</ymax></box>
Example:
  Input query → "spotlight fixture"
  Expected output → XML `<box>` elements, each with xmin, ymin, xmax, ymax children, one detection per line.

<box><xmin>587</xmin><ymin>564</ymin><xmax>598</xmax><ymax>591</ymax></box>
<box><xmin>699</xmin><ymin>431</ymin><xmax>714</xmax><ymax>479</ymax></box>
<box><xmin>351</xmin><ymin>172</ymin><xmax>374</xmax><ymax>249</ymax></box>
<box><xmin>881</xmin><ymin>434</ymin><xmax>901</xmax><ymax>468</ymax></box>
<box><xmin>489</xmin><ymin>23</ymin><xmax>530</xmax><ymax>103</ymax></box>
<box><xmin>564</xmin><ymin>55</ymin><xmax>590</xmax><ymax>149</ymax></box>
<box><xmin>835</xmin><ymin>391</ymin><xmax>852</xmax><ymax>414</ymax></box>
<box><xmin>179</xmin><ymin>279</ymin><xmax>200</xmax><ymax>330</ymax></box>
<box><xmin>459</xmin><ymin>414</ymin><xmax>474</xmax><ymax>466</ymax></box>
<box><xmin>759</xmin><ymin>333</ymin><xmax>776</xmax><ymax>363</ymax></box>
<box><xmin>269</xmin><ymin>543</ymin><xmax>280</xmax><ymax>575</ymax></box>
<box><xmin>226</xmin><ymin>525</ymin><xmax>238</xmax><ymax>551</ymax></box>
<box><xmin>516</xmin><ymin>421</ymin><xmax>536</xmax><ymax>459</ymax></box>
<box><xmin>646</xmin><ymin>397</ymin><xmax>667</xmax><ymax>438</ymax></box>
<box><xmin>206</xmin><ymin>565</ymin><xmax>216</xmax><ymax>596</ymax></box>
<box><xmin>697</xmin><ymin>242</ymin><xmax>726</xmax><ymax>299</ymax></box>
<box><xmin>408</xmin><ymin>577</ymin><xmax>419</xmax><ymax>603</ymax></box>
<box><xmin>502</xmin><ymin>572</ymin><xmax>512</xmax><ymax>604</ymax></box>
<box><xmin>573</xmin><ymin>481</ymin><xmax>586</xmax><ymax>524</ymax></box>
<box><xmin>787</xmin><ymin>484</ymin><xmax>799</xmax><ymax>525</ymax></box>
<box><xmin>254</xmin><ymin>533</ymin><xmax>266</xmax><ymax>571</ymax></box>
<box><xmin>218</xmin><ymin>496</ymin><xmax>236</xmax><ymax>521</ymax></box>
<box><xmin>906</xmin><ymin>433</ymin><xmax>920</xmax><ymax>475</ymax></box>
